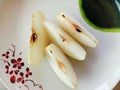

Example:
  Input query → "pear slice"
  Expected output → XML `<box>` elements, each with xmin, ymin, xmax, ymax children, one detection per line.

<box><xmin>44</xmin><ymin>21</ymin><xmax>86</xmax><ymax>60</ymax></box>
<box><xmin>28</xmin><ymin>11</ymin><xmax>48</xmax><ymax>66</ymax></box>
<box><xmin>46</xmin><ymin>44</ymin><xmax>78</xmax><ymax>88</ymax></box>
<box><xmin>56</xmin><ymin>12</ymin><xmax>98</xmax><ymax>47</ymax></box>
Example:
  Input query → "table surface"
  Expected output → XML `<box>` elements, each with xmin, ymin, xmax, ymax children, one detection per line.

<box><xmin>114</xmin><ymin>81</ymin><xmax>120</xmax><ymax>90</ymax></box>
<box><xmin>0</xmin><ymin>81</ymin><xmax>120</xmax><ymax>90</ymax></box>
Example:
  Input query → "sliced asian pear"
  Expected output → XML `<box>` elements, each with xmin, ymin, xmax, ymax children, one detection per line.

<box><xmin>28</xmin><ymin>11</ymin><xmax>48</xmax><ymax>66</ymax></box>
<box><xmin>44</xmin><ymin>21</ymin><xmax>86</xmax><ymax>60</ymax></box>
<box><xmin>46</xmin><ymin>44</ymin><xmax>78</xmax><ymax>88</ymax></box>
<box><xmin>56</xmin><ymin>12</ymin><xmax>98</xmax><ymax>47</ymax></box>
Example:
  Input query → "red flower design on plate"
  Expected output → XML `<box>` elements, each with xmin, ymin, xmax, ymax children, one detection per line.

<box><xmin>0</xmin><ymin>44</ymin><xmax>43</xmax><ymax>90</ymax></box>
<box><xmin>17</xmin><ymin>72</ymin><xmax>25</xmax><ymax>84</ymax></box>
<box><xmin>11</xmin><ymin>58</ymin><xmax>24</xmax><ymax>69</ymax></box>
<box><xmin>2</xmin><ymin>51</ymin><xmax>9</xmax><ymax>59</ymax></box>
<box><xmin>25</xmin><ymin>68</ymin><xmax>32</xmax><ymax>78</ymax></box>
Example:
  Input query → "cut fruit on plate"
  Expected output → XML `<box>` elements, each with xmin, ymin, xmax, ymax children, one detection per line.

<box><xmin>44</xmin><ymin>21</ymin><xmax>86</xmax><ymax>60</ymax></box>
<box><xmin>56</xmin><ymin>12</ymin><xmax>98</xmax><ymax>47</ymax></box>
<box><xmin>28</xmin><ymin>11</ymin><xmax>48</xmax><ymax>66</ymax></box>
<box><xmin>46</xmin><ymin>44</ymin><xmax>78</xmax><ymax>88</ymax></box>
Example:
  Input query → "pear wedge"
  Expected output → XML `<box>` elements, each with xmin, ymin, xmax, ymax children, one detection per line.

<box><xmin>44</xmin><ymin>21</ymin><xmax>86</xmax><ymax>60</ymax></box>
<box><xmin>56</xmin><ymin>12</ymin><xmax>98</xmax><ymax>47</ymax></box>
<box><xmin>46</xmin><ymin>44</ymin><xmax>78</xmax><ymax>88</ymax></box>
<box><xmin>28</xmin><ymin>11</ymin><xmax>48</xmax><ymax>66</ymax></box>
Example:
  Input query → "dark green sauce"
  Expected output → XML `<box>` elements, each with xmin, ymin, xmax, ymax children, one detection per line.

<box><xmin>79</xmin><ymin>0</ymin><xmax>120</xmax><ymax>32</ymax></box>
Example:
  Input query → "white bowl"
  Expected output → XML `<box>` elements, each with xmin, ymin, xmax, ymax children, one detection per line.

<box><xmin>0</xmin><ymin>0</ymin><xmax>120</xmax><ymax>90</ymax></box>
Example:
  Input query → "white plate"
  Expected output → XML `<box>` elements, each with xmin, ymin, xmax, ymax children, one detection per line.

<box><xmin>0</xmin><ymin>0</ymin><xmax>120</xmax><ymax>90</ymax></box>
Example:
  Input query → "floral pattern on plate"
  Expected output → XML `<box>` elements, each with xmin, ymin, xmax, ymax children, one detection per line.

<box><xmin>0</xmin><ymin>44</ymin><xmax>43</xmax><ymax>90</ymax></box>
